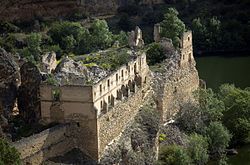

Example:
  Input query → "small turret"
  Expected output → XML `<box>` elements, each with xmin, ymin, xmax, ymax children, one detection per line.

<box><xmin>154</xmin><ymin>23</ymin><xmax>161</xmax><ymax>42</ymax></box>
<box><xmin>179</xmin><ymin>31</ymin><xmax>194</xmax><ymax>67</ymax></box>
<box><xmin>128</xmin><ymin>26</ymin><xmax>144</xmax><ymax>48</ymax></box>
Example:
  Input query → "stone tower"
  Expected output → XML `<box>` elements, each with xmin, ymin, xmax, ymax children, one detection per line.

<box><xmin>179</xmin><ymin>31</ymin><xmax>194</xmax><ymax>67</ymax></box>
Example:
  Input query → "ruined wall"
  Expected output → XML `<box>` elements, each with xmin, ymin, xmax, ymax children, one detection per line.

<box><xmin>0</xmin><ymin>0</ymin><xmax>164</xmax><ymax>22</ymax></box>
<box><xmin>98</xmin><ymin>76</ymin><xmax>151</xmax><ymax>159</ymax></box>
<box><xmin>92</xmin><ymin>54</ymin><xmax>148</xmax><ymax>116</ymax></box>
<box><xmin>40</xmin><ymin>84</ymin><xmax>98</xmax><ymax>160</ymax></box>
<box><xmin>13</xmin><ymin>124</ymin><xmax>74</xmax><ymax>164</ymax></box>
<box><xmin>160</xmin><ymin>65</ymin><xmax>199</xmax><ymax>121</ymax></box>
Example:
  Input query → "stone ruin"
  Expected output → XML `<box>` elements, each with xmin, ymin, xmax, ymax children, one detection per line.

<box><xmin>40</xmin><ymin>52</ymin><xmax>57</xmax><ymax>74</ymax></box>
<box><xmin>153</xmin><ymin>24</ymin><xmax>195</xmax><ymax>67</ymax></box>
<box><xmin>128</xmin><ymin>26</ymin><xmax>144</xmax><ymax>48</ymax></box>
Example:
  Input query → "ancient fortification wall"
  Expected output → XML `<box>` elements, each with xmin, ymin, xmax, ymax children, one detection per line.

<box><xmin>13</xmin><ymin>124</ymin><xmax>74</xmax><ymax>164</ymax></box>
<box><xmin>0</xmin><ymin>0</ymin><xmax>164</xmax><ymax>22</ymax></box>
<box><xmin>98</xmin><ymin>76</ymin><xmax>150</xmax><ymax>158</ymax></box>
<box><xmin>160</xmin><ymin>66</ymin><xmax>199</xmax><ymax>121</ymax></box>
<box><xmin>9</xmin><ymin>25</ymin><xmax>199</xmax><ymax>164</ymax></box>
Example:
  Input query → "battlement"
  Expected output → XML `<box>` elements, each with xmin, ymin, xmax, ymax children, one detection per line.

<box><xmin>153</xmin><ymin>24</ymin><xmax>194</xmax><ymax>67</ymax></box>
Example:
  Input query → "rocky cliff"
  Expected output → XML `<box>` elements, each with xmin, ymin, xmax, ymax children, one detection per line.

<box><xmin>0</xmin><ymin>0</ymin><xmax>164</xmax><ymax>22</ymax></box>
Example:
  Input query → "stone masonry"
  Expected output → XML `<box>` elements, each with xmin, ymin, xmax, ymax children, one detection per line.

<box><xmin>14</xmin><ymin>26</ymin><xmax>199</xmax><ymax>164</ymax></box>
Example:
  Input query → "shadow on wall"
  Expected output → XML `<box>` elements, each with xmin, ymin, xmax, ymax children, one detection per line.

<box><xmin>13</xmin><ymin>124</ymin><xmax>75</xmax><ymax>164</ymax></box>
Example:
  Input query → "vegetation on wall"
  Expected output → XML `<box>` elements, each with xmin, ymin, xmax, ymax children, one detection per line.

<box><xmin>0</xmin><ymin>138</ymin><xmax>21</xmax><ymax>165</ymax></box>
<box><xmin>146</xmin><ymin>43</ymin><xmax>166</xmax><ymax>65</ymax></box>
<box><xmin>160</xmin><ymin>8</ymin><xmax>185</xmax><ymax>48</ymax></box>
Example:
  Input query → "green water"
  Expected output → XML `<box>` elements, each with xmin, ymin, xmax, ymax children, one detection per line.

<box><xmin>195</xmin><ymin>55</ymin><xmax>250</xmax><ymax>165</ymax></box>
<box><xmin>195</xmin><ymin>56</ymin><xmax>250</xmax><ymax>90</ymax></box>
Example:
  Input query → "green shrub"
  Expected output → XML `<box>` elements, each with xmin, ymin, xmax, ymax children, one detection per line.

<box><xmin>206</xmin><ymin>122</ymin><xmax>231</xmax><ymax>155</ymax></box>
<box><xmin>146</xmin><ymin>43</ymin><xmax>166</xmax><ymax>65</ymax></box>
<box><xmin>0</xmin><ymin>138</ymin><xmax>21</xmax><ymax>165</ymax></box>
<box><xmin>219</xmin><ymin>84</ymin><xmax>250</xmax><ymax>145</ymax></box>
<box><xmin>158</xmin><ymin>145</ymin><xmax>191</xmax><ymax>165</ymax></box>
<box><xmin>188</xmin><ymin>134</ymin><xmax>209</xmax><ymax>165</ymax></box>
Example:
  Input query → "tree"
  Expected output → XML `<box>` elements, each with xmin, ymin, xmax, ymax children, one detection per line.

<box><xmin>62</xmin><ymin>35</ymin><xmax>76</xmax><ymax>53</ymax></box>
<box><xmin>49</xmin><ymin>21</ymin><xmax>87</xmax><ymax>52</ymax></box>
<box><xmin>219</xmin><ymin>84</ymin><xmax>250</xmax><ymax>144</ymax></box>
<box><xmin>112</xmin><ymin>31</ymin><xmax>128</xmax><ymax>46</ymax></box>
<box><xmin>177</xmin><ymin>88</ymin><xmax>225</xmax><ymax>134</ymax></box>
<box><xmin>206</xmin><ymin>122</ymin><xmax>231</xmax><ymax>155</ymax></box>
<box><xmin>89</xmin><ymin>19</ymin><xmax>113</xmax><ymax>50</ymax></box>
<box><xmin>146</xmin><ymin>43</ymin><xmax>166</xmax><ymax>65</ymax></box>
<box><xmin>187</xmin><ymin>134</ymin><xmax>209</xmax><ymax>165</ymax></box>
<box><xmin>158</xmin><ymin>145</ymin><xmax>191</xmax><ymax>165</ymax></box>
<box><xmin>0</xmin><ymin>138</ymin><xmax>21</xmax><ymax>165</ymax></box>
<box><xmin>26</xmin><ymin>33</ymin><xmax>42</xmax><ymax>61</ymax></box>
<box><xmin>160</xmin><ymin>8</ymin><xmax>185</xmax><ymax>48</ymax></box>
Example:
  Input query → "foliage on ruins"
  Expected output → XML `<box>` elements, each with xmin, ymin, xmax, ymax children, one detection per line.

<box><xmin>159</xmin><ymin>8</ymin><xmax>185</xmax><ymax>48</ymax></box>
<box><xmin>146</xmin><ymin>43</ymin><xmax>166</xmax><ymax>65</ymax></box>
<box><xmin>79</xmin><ymin>47</ymin><xmax>132</xmax><ymax>71</ymax></box>
<box><xmin>0</xmin><ymin>138</ymin><xmax>21</xmax><ymax>165</ymax></box>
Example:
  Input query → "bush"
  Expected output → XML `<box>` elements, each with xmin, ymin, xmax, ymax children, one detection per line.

<box><xmin>188</xmin><ymin>134</ymin><xmax>209</xmax><ymax>165</ymax></box>
<box><xmin>219</xmin><ymin>84</ymin><xmax>250</xmax><ymax>145</ymax></box>
<box><xmin>177</xmin><ymin>88</ymin><xmax>225</xmax><ymax>134</ymax></box>
<box><xmin>146</xmin><ymin>43</ymin><xmax>166</xmax><ymax>65</ymax></box>
<box><xmin>158</xmin><ymin>145</ymin><xmax>191</xmax><ymax>165</ymax></box>
<box><xmin>206</xmin><ymin>122</ymin><xmax>231</xmax><ymax>155</ymax></box>
<box><xmin>0</xmin><ymin>138</ymin><xmax>21</xmax><ymax>165</ymax></box>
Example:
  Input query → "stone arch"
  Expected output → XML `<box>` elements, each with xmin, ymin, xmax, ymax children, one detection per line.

<box><xmin>116</xmin><ymin>89</ymin><xmax>122</xmax><ymax>100</ymax></box>
<box><xmin>121</xmin><ymin>85</ymin><xmax>128</xmax><ymax>97</ymax></box>
<box><xmin>128</xmin><ymin>80</ymin><xmax>135</xmax><ymax>93</ymax></box>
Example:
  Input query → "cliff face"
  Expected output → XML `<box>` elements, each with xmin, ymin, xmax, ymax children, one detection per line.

<box><xmin>0</xmin><ymin>0</ymin><xmax>164</xmax><ymax>22</ymax></box>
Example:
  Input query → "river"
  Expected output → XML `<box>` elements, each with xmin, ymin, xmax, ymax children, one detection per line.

<box><xmin>195</xmin><ymin>55</ymin><xmax>250</xmax><ymax>165</ymax></box>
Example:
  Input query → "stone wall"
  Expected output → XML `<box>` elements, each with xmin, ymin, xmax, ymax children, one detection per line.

<box><xmin>13</xmin><ymin>124</ymin><xmax>74</xmax><ymax>164</ymax></box>
<box><xmin>160</xmin><ymin>65</ymin><xmax>199</xmax><ymax>121</ymax></box>
<box><xmin>98</xmin><ymin>75</ymin><xmax>151</xmax><ymax>159</ymax></box>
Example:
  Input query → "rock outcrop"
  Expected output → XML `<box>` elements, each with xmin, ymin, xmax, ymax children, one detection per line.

<box><xmin>18</xmin><ymin>62</ymin><xmax>41</xmax><ymax>123</ymax></box>
<box><xmin>40</xmin><ymin>52</ymin><xmax>57</xmax><ymax>74</ymax></box>
<box><xmin>54</xmin><ymin>57</ymin><xmax>109</xmax><ymax>85</ymax></box>
<box><xmin>0</xmin><ymin>48</ymin><xmax>20</xmax><ymax>118</ymax></box>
